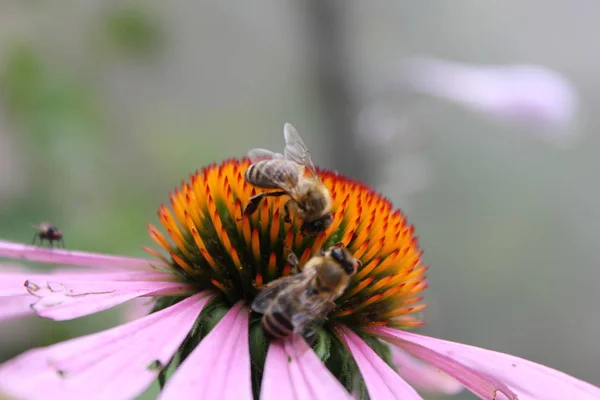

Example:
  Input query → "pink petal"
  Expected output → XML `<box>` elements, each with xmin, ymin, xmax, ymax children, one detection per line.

<box><xmin>0</xmin><ymin>239</ymin><xmax>165</xmax><ymax>270</ymax></box>
<box><xmin>392</xmin><ymin>346</ymin><xmax>463</xmax><ymax>395</ymax></box>
<box><xmin>0</xmin><ymin>293</ymin><xmax>212</xmax><ymax>400</ymax></box>
<box><xmin>122</xmin><ymin>297</ymin><xmax>156</xmax><ymax>322</ymax></box>
<box><xmin>0</xmin><ymin>296</ymin><xmax>35</xmax><ymax>320</ymax></box>
<box><xmin>262</xmin><ymin>335</ymin><xmax>353</xmax><ymax>400</ymax></box>
<box><xmin>24</xmin><ymin>278</ymin><xmax>196</xmax><ymax>320</ymax></box>
<box><xmin>400</xmin><ymin>56</ymin><xmax>579</xmax><ymax>132</ymax></box>
<box><xmin>160</xmin><ymin>301</ymin><xmax>252</xmax><ymax>400</ymax></box>
<box><xmin>337</xmin><ymin>326</ymin><xmax>422</xmax><ymax>400</ymax></box>
<box><xmin>370</xmin><ymin>327</ymin><xmax>600</xmax><ymax>400</ymax></box>
<box><xmin>0</xmin><ymin>270</ymin><xmax>175</xmax><ymax>296</ymax></box>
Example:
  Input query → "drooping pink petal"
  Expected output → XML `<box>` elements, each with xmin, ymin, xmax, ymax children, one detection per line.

<box><xmin>337</xmin><ymin>326</ymin><xmax>422</xmax><ymax>400</ymax></box>
<box><xmin>370</xmin><ymin>327</ymin><xmax>600</xmax><ymax>400</ymax></box>
<box><xmin>391</xmin><ymin>345</ymin><xmax>463</xmax><ymax>395</ymax></box>
<box><xmin>262</xmin><ymin>335</ymin><xmax>353</xmax><ymax>400</ymax></box>
<box><xmin>160</xmin><ymin>301</ymin><xmax>252</xmax><ymax>400</ymax></box>
<box><xmin>0</xmin><ymin>239</ymin><xmax>165</xmax><ymax>270</ymax></box>
<box><xmin>24</xmin><ymin>278</ymin><xmax>196</xmax><ymax>320</ymax></box>
<box><xmin>0</xmin><ymin>293</ymin><xmax>212</xmax><ymax>400</ymax></box>
<box><xmin>0</xmin><ymin>296</ymin><xmax>35</xmax><ymax>320</ymax></box>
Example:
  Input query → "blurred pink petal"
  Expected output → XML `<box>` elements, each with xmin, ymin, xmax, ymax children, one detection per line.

<box><xmin>262</xmin><ymin>335</ymin><xmax>352</xmax><ymax>400</ymax></box>
<box><xmin>338</xmin><ymin>326</ymin><xmax>422</xmax><ymax>400</ymax></box>
<box><xmin>0</xmin><ymin>239</ymin><xmax>165</xmax><ymax>270</ymax></box>
<box><xmin>160</xmin><ymin>301</ymin><xmax>251</xmax><ymax>400</ymax></box>
<box><xmin>0</xmin><ymin>296</ymin><xmax>34</xmax><ymax>320</ymax></box>
<box><xmin>24</xmin><ymin>277</ymin><xmax>196</xmax><ymax>320</ymax></box>
<box><xmin>0</xmin><ymin>293</ymin><xmax>212</xmax><ymax>400</ymax></box>
<box><xmin>400</xmin><ymin>56</ymin><xmax>579</xmax><ymax>145</ymax></box>
<box><xmin>370</xmin><ymin>327</ymin><xmax>600</xmax><ymax>400</ymax></box>
<box><xmin>392</xmin><ymin>346</ymin><xmax>463</xmax><ymax>395</ymax></box>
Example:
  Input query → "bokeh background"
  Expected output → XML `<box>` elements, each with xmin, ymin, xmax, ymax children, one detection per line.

<box><xmin>1</xmin><ymin>2</ymin><xmax>598</xmax><ymax>399</ymax></box>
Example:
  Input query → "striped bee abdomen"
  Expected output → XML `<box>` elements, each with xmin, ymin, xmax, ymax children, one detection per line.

<box><xmin>262</xmin><ymin>310</ymin><xmax>294</xmax><ymax>339</ymax></box>
<box><xmin>244</xmin><ymin>160</ymin><xmax>300</xmax><ymax>189</ymax></box>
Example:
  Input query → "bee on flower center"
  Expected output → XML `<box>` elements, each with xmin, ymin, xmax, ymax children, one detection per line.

<box><xmin>251</xmin><ymin>243</ymin><xmax>361</xmax><ymax>342</ymax></box>
<box><xmin>243</xmin><ymin>123</ymin><xmax>333</xmax><ymax>234</ymax></box>
<box><xmin>31</xmin><ymin>222</ymin><xmax>64</xmax><ymax>248</ymax></box>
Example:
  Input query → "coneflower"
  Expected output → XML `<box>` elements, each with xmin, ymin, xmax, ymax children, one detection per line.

<box><xmin>0</xmin><ymin>151</ymin><xmax>598</xmax><ymax>399</ymax></box>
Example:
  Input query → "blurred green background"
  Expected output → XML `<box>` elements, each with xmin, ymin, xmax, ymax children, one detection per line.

<box><xmin>1</xmin><ymin>2</ymin><xmax>599</xmax><ymax>399</ymax></box>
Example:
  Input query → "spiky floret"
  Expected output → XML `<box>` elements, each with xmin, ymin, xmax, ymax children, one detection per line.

<box><xmin>146</xmin><ymin>158</ymin><xmax>427</xmax><ymax>331</ymax></box>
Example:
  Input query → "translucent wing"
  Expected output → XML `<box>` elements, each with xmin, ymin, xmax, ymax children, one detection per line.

<box><xmin>247</xmin><ymin>148</ymin><xmax>284</xmax><ymax>163</ymax></box>
<box><xmin>250</xmin><ymin>158</ymin><xmax>303</xmax><ymax>193</ymax></box>
<box><xmin>291</xmin><ymin>296</ymin><xmax>336</xmax><ymax>335</ymax></box>
<box><xmin>283</xmin><ymin>123</ymin><xmax>317</xmax><ymax>174</ymax></box>
<box><xmin>251</xmin><ymin>274</ymin><xmax>306</xmax><ymax>314</ymax></box>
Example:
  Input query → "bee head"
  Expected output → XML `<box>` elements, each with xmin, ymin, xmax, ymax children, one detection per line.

<box><xmin>300</xmin><ymin>213</ymin><xmax>333</xmax><ymax>234</ymax></box>
<box><xmin>48</xmin><ymin>227</ymin><xmax>62</xmax><ymax>239</ymax></box>
<box><xmin>329</xmin><ymin>244</ymin><xmax>360</xmax><ymax>276</ymax></box>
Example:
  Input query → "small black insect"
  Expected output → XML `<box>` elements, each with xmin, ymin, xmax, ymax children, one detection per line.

<box><xmin>32</xmin><ymin>223</ymin><xmax>65</xmax><ymax>248</ymax></box>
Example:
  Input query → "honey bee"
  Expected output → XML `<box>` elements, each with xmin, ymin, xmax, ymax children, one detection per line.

<box><xmin>32</xmin><ymin>222</ymin><xmax>65</xmax><ymax>248</ymax></box>
<box><xmin>243</xmin><ymin>123</ymin><xmax>333</xmax><ymax>234</ymax></box>
<box><xmin>251</xmin><ymin>243</ymin><xmax>361</xmax><ymax>342</ymax></box>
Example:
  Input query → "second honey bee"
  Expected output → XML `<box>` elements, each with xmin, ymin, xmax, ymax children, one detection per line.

<box><xmin>243</xmin><ymin>123</ymin><xmax>333</xmax><ymax>234</ymax></box>
<box><xmin>31</xmin><ymin>222</ymin><xmax>64</xmax><ymax>248</ymax></box>
<box><xmin>251</xmin><ymin>243</ymin><xmax>361</xmax><ymax>342</ymax></box>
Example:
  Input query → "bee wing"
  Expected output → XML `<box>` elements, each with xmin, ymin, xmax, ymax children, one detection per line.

<box><xmin>250</xmin><ymin>158</ymin><xmax>303</xmax><ymax>193</ymax></box>
<box><xmin>291</xmin><ymin>296</ymin><xmax>335</xmax><ymax>335</ymax></box>
<box><xmin>247</xmin><ymin>148</ymin><xmax>284</xmax><ymax>163</ymax></box>
<box><xmin>283</xmin><ymin>123</ymin><xmax>318</xmax><ymax>176</ymax></box>
<box><xmin>251</xmin><ymin>274</ymin><xmax>306</xmax><ymax>314</ymax></box>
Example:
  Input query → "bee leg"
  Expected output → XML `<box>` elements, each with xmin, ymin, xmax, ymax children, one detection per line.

<box><xmin>60</xmin><ymin>238</ymin><xmax>65</xmax><ymax>248</ymax></box>
<box><xmin>283</xmin><ymin>200</ymin><xmax>292</xmax><ymax>223</ymax></box>
<box><xmin>31</xmin><ymin>233</ymin><xmax>38</xmax><ymax>246</ymax></box>
<box><xmin>285</xmin><ymin>247</ymin><xmax>301</xmax><ymax>274</ymax></box>
<box><xmin>245</xmin><ymin>191</ymin><xmax>288</xmax><ymax>216</ymax></box>
<box><xmin>244</xmin><ymin>193</ymin><xmax>267</xmax><ymax>216</ymax></box>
